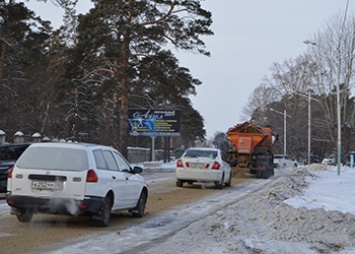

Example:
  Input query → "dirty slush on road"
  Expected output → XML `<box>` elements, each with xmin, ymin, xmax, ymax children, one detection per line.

<box><xmin>0</xmin><ymin>173</ymin><xmax>249</xmax><ymax>254</ymax></box>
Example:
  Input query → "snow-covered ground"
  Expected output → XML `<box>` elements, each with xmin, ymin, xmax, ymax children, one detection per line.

<box><xmin>30</xmin><ymin>163</ymin><xmax>355</xmax><ymax>254</ymax></box>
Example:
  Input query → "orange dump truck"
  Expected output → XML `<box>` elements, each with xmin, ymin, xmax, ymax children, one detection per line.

<box><xmin>226</xmin><ymin>121</ymin><xmax>276</xmax><ymax>179</ymax></box>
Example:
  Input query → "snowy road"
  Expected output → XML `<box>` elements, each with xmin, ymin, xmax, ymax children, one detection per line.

<box><xmin>0</xmin><ymin>165</ymin><xmax>355</xmax><ymax>254</ymax></box>
<box><xmin>5</xmin><ymin>165</ymin><xmax>353</xmax><ymax>254</ymax></box>
<box><xmin>42</xmin><ymin>165</ymin><xmax>355</xmax><ymax>254</ymax></box>
<box><xmin>37</xmin><ymin>175</ymin><xmax>274</xmax><ymax>254</ymax></box>
<box><xmin>0</xmin><ymin>169</ymin><xmax>270</xmax><ymax>253</ymax></box>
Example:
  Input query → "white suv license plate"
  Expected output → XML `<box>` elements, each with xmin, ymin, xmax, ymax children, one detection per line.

<box><xmin>32</xmin><ymin>181</ymin><xmax>63</xmax><ymax>190</ymax></box>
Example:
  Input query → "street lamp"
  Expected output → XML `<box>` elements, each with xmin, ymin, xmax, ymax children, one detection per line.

<box><xmin>270</xmin><ymin>108</ymin><xmax>292</xmax><ymax>155</ymax></box>
<box><xmin>304</xmin><ymin>39</ymin><xmax>341</xmax><ymax>175</ymax></box>
<box><xmin>303</xmin><ymin>40</ymin><xmax>317</xmax><ymax>46</ymax></box>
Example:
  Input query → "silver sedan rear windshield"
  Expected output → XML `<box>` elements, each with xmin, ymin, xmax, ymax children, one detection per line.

<box><xmin>16</xmin><ymin>146</ymin><xmax>89</xmax><ymax>171</ymax></box>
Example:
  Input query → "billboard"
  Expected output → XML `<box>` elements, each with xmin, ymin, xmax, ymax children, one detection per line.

<box><xmin>127</xmin><ymin>109</ymin><xmax>180</xmax><ymax>136</ymax></box>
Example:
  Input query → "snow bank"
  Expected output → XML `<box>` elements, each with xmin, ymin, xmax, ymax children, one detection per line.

<box><xmin>143</xmin><ymin>166</ymin><xmax>355</xmax><ymax>254</ymax></box>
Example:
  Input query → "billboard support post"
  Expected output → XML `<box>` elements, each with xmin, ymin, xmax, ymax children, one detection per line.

<box><xmin>151</xmin><ymin>136</ymin><xmax>156</xmax><ymax>161</ymax></box>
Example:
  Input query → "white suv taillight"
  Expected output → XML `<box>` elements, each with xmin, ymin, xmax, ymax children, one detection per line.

<box><xmin>86</xmin><ymin>169</ymin><xmax>98</xmax><ymax>182</ymax></box>
<box><xmin>7</xmin><ymin>166</ymin><xmax>14</xmax><ymax>178</ymax></box>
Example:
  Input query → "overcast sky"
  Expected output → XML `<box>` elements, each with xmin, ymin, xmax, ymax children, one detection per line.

<box><xmin>27</xmin><ymin>0</ymin><xmax>354</xmax><ymax>139</ymax></box>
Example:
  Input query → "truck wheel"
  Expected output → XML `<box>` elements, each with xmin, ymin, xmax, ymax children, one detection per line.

<box><xmin>96</xmin><ymin>196</ymin><xmax>112</xmax><ymax>227</ymax></box>
<box><xmin>16</xmin><ymin>209</ymin><xmax>33</xmax><ymax>223</ymax></box>
<box><xmin>176</xmin><ymin>180</ymin><xmax>183</xmax><ymax>187</ymax></box>
<box><xmin>132</xmin><ymin>191</ymin><xmax>147</xmax><ymax>218</ymax></box>
<box><xmin>262</xmin><ymin>171</ymin><xmax>269</xmax><ymax>179</ymax></box>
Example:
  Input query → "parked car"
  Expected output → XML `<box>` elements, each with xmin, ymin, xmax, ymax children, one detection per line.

<box><xmin>322</xmin><ymin>157</ymin><xmax>335</xmax><ymax>165</ymax></box>
<box><xmin>6</xmin><ymin>142</ymin><xmax>148</xmax><ymax>227</ymax></box>
<box><xmin>175</xmin><ymin>147</ymin><xmax>232</xmax><ymax>189</ymax></box>
<box><xmin>273</xmin><ymin>154</ymin><xmax>298</xmax><ymax>168</ymax></box>
<box><xmin>0</xmin><ymin>142</ymin><xmax>32</xmax><ymax>193</ymax></box>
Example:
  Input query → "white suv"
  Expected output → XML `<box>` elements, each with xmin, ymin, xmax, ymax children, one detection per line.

<box><xmin>6</xmin><ymin>142</ymin><xmax>148</xmax><ymax>227</ymax></box>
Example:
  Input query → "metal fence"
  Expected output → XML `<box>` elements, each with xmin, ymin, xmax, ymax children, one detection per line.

<box><xmin>127</xmin><ymin>147</ymin><xmax>165</xmax><ymax>163</ymax></box>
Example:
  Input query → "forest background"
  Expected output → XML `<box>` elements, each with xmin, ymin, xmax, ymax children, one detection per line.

<box><xmin>2</xmin><ymin>0</ymin><xmax>355</xmax><ymax>164</ymax></box>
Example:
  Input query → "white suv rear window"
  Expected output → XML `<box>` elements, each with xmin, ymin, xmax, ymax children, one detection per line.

<box><xmin>16</xmin><ymin>146</ymin><xmax>88</xmax><ymax>171</ymax></box>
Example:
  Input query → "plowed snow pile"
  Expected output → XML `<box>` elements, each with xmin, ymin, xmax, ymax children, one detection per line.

<box><xmin>143</xmin><ymin>165</ymin><xmax>355</xmax><ymax>254</ymax></box>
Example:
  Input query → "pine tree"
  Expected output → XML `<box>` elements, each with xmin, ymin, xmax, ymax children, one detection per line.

<box><xmin>72</xmin><ymin>0</ymin><xmax>212</xmax><ymax>155</ymax></box>
<box><xmin>0</xmin><ymin>1</ymin><xmax>52</xmax><ymax>135</ymax></box>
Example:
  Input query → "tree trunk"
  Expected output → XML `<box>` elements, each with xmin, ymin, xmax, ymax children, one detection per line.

<box><xmin>119</xmin><ymin>76</ymin><xmax>129</xmax><ymax>157</ymax></box>
<box><xmin>0</xmin><ymin>42</ymin><xmax>8</xmax><ymax>82</ymax></box>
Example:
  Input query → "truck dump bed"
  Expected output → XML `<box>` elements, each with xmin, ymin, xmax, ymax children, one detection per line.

<box><xmin>226</xmin><ymin>121</ymin><xmax>271</xmax><ymax>155</ymax></box>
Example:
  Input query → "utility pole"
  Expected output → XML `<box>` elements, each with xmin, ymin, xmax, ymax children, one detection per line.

<box><xmin>270</xmin><ymin>108</ymin><xmax>291</xmax><ymax>155</ymax></box>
